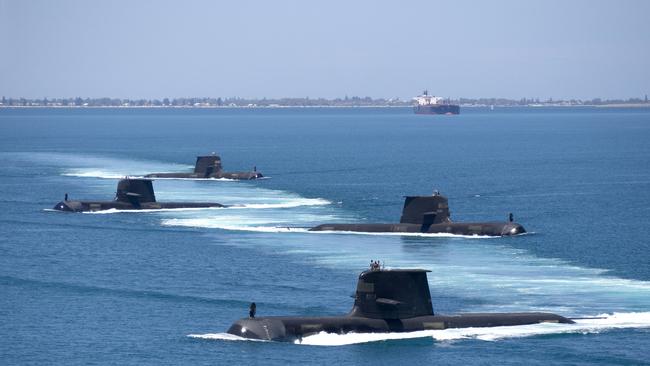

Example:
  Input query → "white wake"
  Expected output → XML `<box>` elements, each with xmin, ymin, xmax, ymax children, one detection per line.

<box><xmin>187</xmin><ymin>312</ymin><xmax>650</xmax><ymax>346</ymax></box>
<box><xmin>298</xmin><ymin>312</ymin><xmax>650</xmax><ymax>345</ymax></box>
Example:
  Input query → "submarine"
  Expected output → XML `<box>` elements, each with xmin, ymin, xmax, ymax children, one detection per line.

<box><xmin>53</xmin><ymin>178</ymin><xmax>226</xmax><ymax>212</ymax></box>
<box><xmin>227</xmin><ymin>268</ymin><xmax>574</xmax><ymax>342</ymax></box>
<box><xmin>309</xmin><ymin>191</ymin><xmax>525</xmax><ymax>236</ymax></box>
<box><xmin>145</xmin><ymin>154</ymin><xmax>263</xmax><ymax>180</ymax></box>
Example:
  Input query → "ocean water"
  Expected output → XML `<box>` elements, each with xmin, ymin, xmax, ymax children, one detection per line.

<box><xmin>1</xmin><ymin>107</ymin><xmax>649</xmax><ymax>365</ymax></box>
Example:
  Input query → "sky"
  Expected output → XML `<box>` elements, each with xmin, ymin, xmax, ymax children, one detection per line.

<box><xmin>1</xmin><ymin>0</ymin><xmax>649</xmax><ymax>100</ymax></box>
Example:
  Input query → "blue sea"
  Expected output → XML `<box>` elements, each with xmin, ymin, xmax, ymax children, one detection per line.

<box><xmin>1</xmin><ymin>107</ymin><xmax>649</xmax><ymax>365</ymax></box>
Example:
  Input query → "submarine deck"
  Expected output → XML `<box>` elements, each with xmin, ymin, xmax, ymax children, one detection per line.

<box><xmin>308</xmin><ymin>222</ymin><xmax>525</xmax><ymax>236</ymax></box>
<box><xmin>53</xmin><ymin>200</ymin><xmax>225</xmax><ymax>212</ymax></box>
<box><xmin>228</xmin><ymin>312</ymin><xmax>573</xmax><ymax>341</ymax></box>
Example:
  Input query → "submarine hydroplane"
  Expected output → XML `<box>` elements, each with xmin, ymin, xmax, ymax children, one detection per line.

<box><xmin>227</xmin><ymin>268</ymin><xmax>573</xmax><ymax>342</ymax></box>
<box><xmin>53</xmin><ymin>178</ymin><xmax>226</xmax><ymax>212</ymax></box>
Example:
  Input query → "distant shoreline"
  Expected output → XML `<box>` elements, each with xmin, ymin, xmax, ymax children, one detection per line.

<box><xmin>2</xmin><ymin>104</ymin><xmax>649</xmax><ymax>109</ymax></box>
<box><xmin>3</xmin><ymin>95</ymin><xmax>649</xmax><ymax>109</ymax></box>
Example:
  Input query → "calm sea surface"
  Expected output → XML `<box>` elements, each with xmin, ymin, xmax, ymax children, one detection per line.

<box><xmin>1</xmin><ymin>107</ymin><xmax>649</xmax><ymax>365</ymax></box>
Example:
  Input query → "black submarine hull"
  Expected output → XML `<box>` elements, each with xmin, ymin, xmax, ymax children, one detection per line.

<box><xmin>53</xmin><ymin>178</ymin><xmax>225</xmax><ymax>212</ymax></box>
<box><xmin>309</xmin><ymin>222</ymin><xmax>526</xmax><ymax>236</ymax></box>
<box><xmin>144</xmin><ymin>171</ymin><xmax>262</xmax><ymax>180</ymax></box>
<box><xmin>309</xmin><ymin>193</ymin><xmax>526</xmax><ymax>236</ymax></box>
<box><xmin>145</xmin><ymin>155</ymin><xmax>263</xmax><ymax>180</ymax></box>
<box><xmin>53</xmin><ymin>200</ymin><xmax>225</xmax><ymax>212</ymax></box>
<box><xmin>227</xmin><ymin>312</ymin><xmax>573</xmax><ymax>341</ymax></box>
<box><xmin>225</xmin><ymin>269</ymin><xmax>573</xmax><ymax>342</ymax></box>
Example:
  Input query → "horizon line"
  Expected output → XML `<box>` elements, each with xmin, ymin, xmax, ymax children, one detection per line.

<box><xmin>1</xmin><ymin>94</ymin><xmax>648</xmax><ymax>101</ymax></box>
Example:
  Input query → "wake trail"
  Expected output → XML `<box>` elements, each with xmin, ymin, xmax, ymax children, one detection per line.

<box><xmin>160</xmin><ymin>219</ymin><xmax>505</xmax><ymax>238</ymax></box>
<box><xmin>187</xmin><ymin>312</ymin><xmax>650</xmax><ymax>346</ymax></box>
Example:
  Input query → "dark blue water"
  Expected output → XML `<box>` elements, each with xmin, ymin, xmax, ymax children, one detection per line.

<box><xmin>1</xmin><ymin>107</ymin><xmax>649</xmax><ymax>364</ymax></box>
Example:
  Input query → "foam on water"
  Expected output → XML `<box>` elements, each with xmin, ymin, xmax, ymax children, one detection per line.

<box><xmin>52</xmin><ymin>154</ymin><xmax>650</xmax><ymax>320</ymax></box>
<box><xmin>165</xmin><ymin>221</ymin><xmax>503</xmax><ymax>238</ymax></box>
<box><xmin>195</xmin><ymin>225</ymin><xmax>311</xmax><ymax>233</ymax></box>
<box><xmin>28</xmin><ymin>152</ymin><xmax>510</xmax><ymax>237</ymax></box>
<box><xmin>309</xmin><ymin>230</ymin><xmax>499</xmax><ymax>239</ymax></box>
<box><xmin>26</xmin><ymin>152</ymin><xmax>650</xmax><ymax>337</ymax></box>
<box><xmin>192</xmin><ymin>231</ymin><xmax>650</xmax><ymax>317</ymax></box>
<box><xmin>28</xmin><ymin>152</ymin><xmax>338</xmax><ymax>226</ymax></box>
<box><xmin>187</xmin><ymin>312</ymin><xmax>650</xmax><ymax>346</ymax></box>
<box><xmin>297</xmin><ymin>312</ymin><xmax>650</xmax><ymax>346</ymax></box>
<box><xmin>160</xmin><ymin>211</ymin><xmax>341</xmax><ymax>231</ymax></box>
<box><xmin>19</xmin><ymin>152</ymin><xmax>195</xmax><ymax>179</ymax></box>
<box><xmin>160</xmin><ymin>212</ymin><xmax>503</xmax><ymax>237</ymax></box>
<box><xmin>37</xmin><ymin>151</ymin><xmax>270</xmax><ymax>181</ymax></box>
<box><xmin>62</xmin><ymin>170</ymin><xmax>138</xmax><ymax>179</ymax></box>
<box><xmin>188</xmin><ymin>333</ymin><xmax>268</xmax><ymax>342</ymax></box>
<box><xmin>160</xmin><ymin>216</ymin><xmax>501</xmax><ymax>237</ymax></box>
<box><xmin>82</xmin><ymin>207</ymin><xmax>228</xmax><ymax>214</ymax></box>
<box><xmin>232</xmin><ymin>199</ymin><xmax>331</xmax><ymax>209</ymax></box>
<box><xmin>150</xmin><ymin>176</ymin><xmax>272</xmax><ymax>181</ymax></box>
<box><xmin>148</xmin><ymin>174</ymin><xmax>650</xmax><ymax>321</ymax></box>
<box><xmin>74</xmin><ymin>198</ymin><xmax>331</xmax><ymax>215</ymax></box>
<box><xmin>151</xmin><ymin>183</ymin><xmax>344</xmax><ymax>231</ymax></box>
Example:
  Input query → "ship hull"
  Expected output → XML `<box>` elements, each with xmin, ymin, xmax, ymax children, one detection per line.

<box><xmin>414</xmin><ymin>104</ymin><xmax>460</xmax><ymax>115</ymax></box>
<box><xmin>145</xmin><ymin>171</ymin><xmax>262</xmax><ymax>180</ymax></box>
<box><xmin>309</xmin><ymin>222</ymin><xmax>525</xmax><ymax>236</ymax></box>
<box><xmin>227</xmin><ymin>312</ymin><xmax>572</xmax><ymax>341</ymax></box>
<box><xmin>53</xmin><ymin>200</ymin><xmax>225</xmax><ymax>212</ymax></box>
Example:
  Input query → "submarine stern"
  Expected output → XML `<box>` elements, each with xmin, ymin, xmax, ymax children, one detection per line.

<box><xmin>308</xmin><ymin>223</ymin><xmax>400</xmax><ymax>232</ymax></box>
<box><xmin>424</xmin><ymin>222</ymin><xmax>526</xmax><ymax>236</ymax></box>
<box><xmin>440</xmin><ymin>312</ymin><xmax>574</xmax><ymax>328</ymax></box>
<box><xmin>144</xmin><ymin>172</ymin><xmax>196</xmax><ymax>178</ymax></box>
<box><xmin>216</xmin><ymin>171</ymin><xmax>264</xmax><ymax>180</ymax></box>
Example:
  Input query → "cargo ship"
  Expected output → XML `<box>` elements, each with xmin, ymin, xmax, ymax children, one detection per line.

<box><xmin>413</xmin><ymin>90</ymin><xmax>460</xmax><ymax>115</ymax></box>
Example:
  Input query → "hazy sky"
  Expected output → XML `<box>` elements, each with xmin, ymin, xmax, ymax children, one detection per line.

<box><xmin>1</xmin><ymin>0</ymin><xmax>649</xmax><ymax>99</ymax></box>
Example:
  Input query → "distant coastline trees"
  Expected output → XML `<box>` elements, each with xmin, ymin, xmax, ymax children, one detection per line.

<box><xmin>1</xmin><ymin>95</ymin><xmax>648</xmax><ymax>108</ymax></box>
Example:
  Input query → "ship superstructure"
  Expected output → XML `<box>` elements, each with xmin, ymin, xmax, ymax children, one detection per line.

<box><xmin>413</xmin><ymin>90</ymin><xmax>460</xmax><ymax>115</ymax></box>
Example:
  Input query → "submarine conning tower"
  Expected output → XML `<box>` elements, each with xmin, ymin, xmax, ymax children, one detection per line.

<box><xmin>115</xmin><ymin>178</ymin><xmax>156</xmax><ymax>203</ymax></box>
<box><xmin>400</xmin><ymin>194</ymin><xmax>450</xmax><ymax>225</ymax></box>
<box><xmin>194</xmin><ymin>155</ymin><xmax>223</xmax><ymax>177</ymax></box>
<box><xmin>349</xmin><ymin>269</ymin><xmax>434</xmax><ymax>319</ymax></box>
